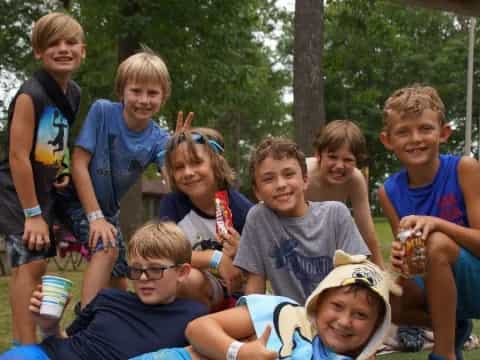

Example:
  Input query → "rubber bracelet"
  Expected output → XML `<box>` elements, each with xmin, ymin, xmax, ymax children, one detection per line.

<box><xmin>209</xmin><ymin>250</ymin><xmax>223</xmax><ymax>270</ymax></box>
<box><xmin>87</xmin><ymin>210</ymin><xmax>105</xmax><ymax>223</ymax></box>
<box><xmin>23</xmin><ymin>205</ymin><xmax>42</xmax><ymax>218</ymax></box>
<box><xmin>226</xmin><ymin>340</ymin><xmax>244</xmax><ymax>360</ymax></box>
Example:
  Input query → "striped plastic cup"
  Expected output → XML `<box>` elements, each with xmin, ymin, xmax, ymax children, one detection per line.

<box><xmin>40</xmin><ymin>275</ymin><xmax>73</xmax><ymax>318</ymax></box>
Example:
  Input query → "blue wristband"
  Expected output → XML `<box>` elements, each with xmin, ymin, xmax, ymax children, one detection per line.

<box><xmin>23</xmin><ymin>205</ymin><xmax>42</xmax><ymax>218</ymax></box>
<box><xmin>209</xmin><ymin>250</ymin><xmax>223</xmax><ymax>270</ymax></box>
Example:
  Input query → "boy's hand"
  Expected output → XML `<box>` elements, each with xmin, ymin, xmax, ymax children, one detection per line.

<box><xmin>89</xmin><ymin>218</ymin><xmax>117</xmax><ymax>251</ymax></box>
<box><xmin>53</xmin><ymin>175</ymin><xmax>70</xmax><ymax>189</ymax></box>
<box><xmin>219</xmin><ymin>226</ymin><xmax>240</xmax><ymax>258</ymax></box>
<box><xmin>23</xmin><ymin>216</ymin><xmax>50</xmax><ymax>251</ymax></box>
<box><xmin>175</xmin><ymin>111</ymin><xmax>194</xmax><ymax>133</ymax></box>
<box><xmin>29</xmin><ymin>284</ymin><xmax>65</xmax><ymax>337</ymax></box>
<box><xmin>238</xmin><ymin>325</ymin><xmax>278</xmax><ymax>360</ymax></box>
<box><xmin>217</xmin><ymin>255</ymin><xmax>243</xmax><ymax>295</ymax></box>
<box><xmin>390</xmin><ymin>240</ymin><xmax>407</xmax><ymax>274</ymax></box>
<box><xmin>399</xmin><ymin>215</ymin><xmax>439</xmax><ymax>240</ymax></box>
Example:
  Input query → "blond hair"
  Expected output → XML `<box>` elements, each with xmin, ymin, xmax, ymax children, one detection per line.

<box><xmin>249</xmin><ymin>137</ymin><xmax>306</xmax><ymax>187</ymax></box>
<box><xmin>165</xmin><ymin>128</ymin><xmax>235</xmax><ymax>192</ymax></box>
<box><xmin>31</xmin><ymin>12</ymin><xmax>85</xmax><ymax>53</ymax></box>
<box><xmin>383</xmin><ymin>85</ymin><xmax>445</xmax><ymax>130</ymax></box>
<box><xmin>128</xmin><ymin>221</ymin><xmax>191</xmax><ymax>264</ymax></box>
<box><xmin>115</xmin><ymin>50</ymin><xmax>171</xmax><ymax>105</ymax></box>
<box><xmin>313</xmin><ymin>120</ymin><xmax>368</xmax><ymax>166</ymax></box>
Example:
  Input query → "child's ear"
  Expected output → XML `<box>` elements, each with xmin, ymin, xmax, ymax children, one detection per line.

<box><xmin>379</xmin><ymin>131</ymin><xmax>393</xmax><ymax>150</ymax></box>
<box><xmin>440</xmin><ymin>123</ymin><xmax>452</xmax><ymax>143</ymax></box>
<box><xmin>253</xmin><ymin>184</ymin><xmax>262</xmax><ymax>202</ymax></box>
<box><xmin>33</xmin><ymin>50</ymin><xmax>42</xmax><ymax>60</ymax></box>
<box><xmin>177</xmin><ymin>263</ymin><xmax>191</xmax><ymax>283</ymax></box>
<box><xmin>80</xmin><ymin>44</ymin><xmax>87</xmax><ymax>60</ymax></box>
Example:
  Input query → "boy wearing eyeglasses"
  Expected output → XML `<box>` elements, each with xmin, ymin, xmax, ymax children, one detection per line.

<box><xmin>0</xmin><ymin>221</ymin><xmax>208</xmax><ymax>360</ymax></box>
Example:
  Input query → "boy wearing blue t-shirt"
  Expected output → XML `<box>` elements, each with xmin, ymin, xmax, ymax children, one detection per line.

<box><xmin>0</xmin><ymin>222</ymin><xmax>208</xmax><ymax>360</ymax></box>
<box><xmin>57</xmin><ymin>50</ymin><xmax>180</xmax><ymax>308</ymax></box>
<box><xmin>378</xmin><ymin>85</ymin><xmax>480</xmax><ymax>360</ymax></box>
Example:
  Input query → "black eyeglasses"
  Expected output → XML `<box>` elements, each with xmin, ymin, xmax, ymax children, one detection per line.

<box><xmin>126</xmin><ymin>264</ymin><xmax>179</xmax><ymax>280</ymax></box>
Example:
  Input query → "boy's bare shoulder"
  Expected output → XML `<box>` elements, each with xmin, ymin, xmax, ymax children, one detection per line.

<box><xmin>458</xmin><ymin>156</ymin><xmax>480</xmax><ymax>186</ymax></box>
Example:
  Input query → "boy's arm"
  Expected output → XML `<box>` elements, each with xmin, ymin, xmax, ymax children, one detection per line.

<box><xmin>400</xmin><ymin>157</ymin><xmax>480</xmax><ymax>257</ymax></box>
<box><xmin>378</xmin><ymin>185</ymin><xmax>404</xmax><ymax>273</ymax></box>
<box><xmin>9</xmin><ymin>94</ymin><xmax>50</xmax><ymax>250</ymax></box>
<box><xmin>377</xmin><ymin>185</ymin><xmax>400</xmax><ymax>235</ymax></box>
<box><xmin>244</xmin><ymin>272</ymin><xmax>266</xmax><ymax>295</ymax></box>
<box><xmin>72</xmin><ymin>146</ymin><xmax>117</xmax><ymax>249</ymax></box>
<box><xmin>350</xmin><ymin>170</ymin><xmax>384</xmax><ymax>268</ymax></box>
<box><xmin>186</xmin><ymin>305</ymin><xmax>277</xmax><ymax>360</ymax></box>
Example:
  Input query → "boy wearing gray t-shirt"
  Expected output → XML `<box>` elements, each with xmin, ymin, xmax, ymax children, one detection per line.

<box><xmin>234</xmin><ymin>137</ymin><xmax>370</xmax><ymax>304</ymax></box>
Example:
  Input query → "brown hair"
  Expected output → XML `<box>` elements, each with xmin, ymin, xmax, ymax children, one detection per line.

<box><xmin>128</xmin><ymin>221</ymin><xmax>191</xmax><ymax>264</ymax></box>
<box><xmin>114</xmin><ymin>49</ymin><xmax>171</xmax><ymax>105</ymax></box>
<box><xmin>383</xmin><ymin>84</ymin><xmax>445</xmax><ymax>131</ymax></box>
<box><xmin>313</xmin><ymin>120</ymin><xmax>368</xmax><ymax>166</ymax></box>
<box><xmin>32</xmin><ymin>12</ymin><xmax>85</xmax><ymax>53</ymax></box>
<box><xmin>249</xmin><ymin>137</ymin><xmax>306</xmax><ymax>187</ymax></box>
<box><xmin>164</xmin><ymin>128</ymin><xmax>235</xmax><ymax>192</ymax></box>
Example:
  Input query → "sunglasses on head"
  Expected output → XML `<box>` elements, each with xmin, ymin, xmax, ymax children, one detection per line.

<box><xmin>158</xmin><ymin>131</ymin><xmax>224</xmax><ymax>164</ymax></box>
<box><xmin>126</xmin><ymin>264</ymin><xmax>179</xmax><ymax>280</ymax></box>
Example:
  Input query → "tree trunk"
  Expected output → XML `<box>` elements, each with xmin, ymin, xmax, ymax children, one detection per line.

<box><xmin>293</xmin><ymin>0</ymin><xmax>325</xmax><ymax>156</ymax></box>
<box><xmin>118</xmin><ymin>1</ymin><xmax>142</xmax><ymax>243</ymax></box>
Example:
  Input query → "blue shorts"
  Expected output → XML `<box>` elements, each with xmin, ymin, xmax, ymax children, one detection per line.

<box><xmin>62</xmin><ymin>205</ymin><xmax>127</xmax><ymax>278</ymax></box>
<box><xmin>415</xmin><ymin>247</ymin><xmax>480</xmax><ymax>320</ymax></box>
<box><xmin>6</xmin><ymin>233</ymin><xmax>56</xmax><ymax>268</ymax></box>
<box><xmin>0</xmin><ymin>344</ymin><xmax>50</xmax><ymax>360</ymax></box>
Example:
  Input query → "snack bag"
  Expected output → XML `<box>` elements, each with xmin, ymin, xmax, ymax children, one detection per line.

<box><xmin>215</xmin><ymin>190</ymin><xmax>233</xmax><ymax>238</ymax></box>
<box><xmin>397</xmin><ymin>229</ymin><xmax>426</xmax><ymax>277</ymax></box>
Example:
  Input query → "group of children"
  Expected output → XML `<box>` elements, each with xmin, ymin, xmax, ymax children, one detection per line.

<box><xmin>0</xmin><ymin>10</ymin><xmax>479</xmax><ymax>360</ymax></box>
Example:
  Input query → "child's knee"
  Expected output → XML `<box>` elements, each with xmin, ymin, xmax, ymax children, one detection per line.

<box><xmin>426</xmin><ymin>232</ymin><xmax>459</xmax><ymax>265</ymax></box>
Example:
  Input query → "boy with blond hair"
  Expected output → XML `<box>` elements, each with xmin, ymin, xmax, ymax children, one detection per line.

<box><xmin>56</xmin><ymin>50</ymin><xmax>181</xmax><ymax>308</ymax></box>
<box><xmin>306</xmin><ymin>120</ymin><xmax>384</xmax><ymax>267</ymax></box>
<box><xmin>378</xmin><ymin>84</ymin><xmax>480</xmax><ymax>360</ymax></box>
<box><xmin>0</xmin><ymin>12</ymin><xmax>85</xmax><ymax>344</ymax></box>
<box><xmin>234</xmin><ymin>137</ymin><xmax>370</xmax><ymax>304</ymax></box>
<box><xmin>0</xmin><ymin>221</ymin><xmax>208</xmax><ymax>360</ymax></box>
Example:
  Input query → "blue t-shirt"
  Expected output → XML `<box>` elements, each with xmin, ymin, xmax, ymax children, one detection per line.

<box><xmin>40</xmin><ymin>288</ymin><xmax>207</xmax><ymax>360</ymax></box>
<box><xmin>72</xmin><ymin>99</ymin><xmax>170</xmax><ymax>217</ymax></box>
<box><xmin>158</xmin><ymin>190</ymin><xmax>253</xmax><ymax>247</ymax></box>
<box><xmin>384</xmin><ymin>155</ymin><xmax>468</xmax><ymax>226</ymax></box>
<box><xmin>239</xmin><ymin>294</ymin><xmax>353</xmax><ymax>360</ymax></box>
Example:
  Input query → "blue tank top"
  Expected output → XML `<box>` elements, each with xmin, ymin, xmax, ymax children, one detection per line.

<box><xmin>384</xmin><ymin>155</ymin><xmax>468</xmax><ymax>227</ymax></box>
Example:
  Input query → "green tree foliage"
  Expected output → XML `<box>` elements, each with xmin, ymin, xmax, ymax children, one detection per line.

<box><xmin>0</xmin><ymin>0</ymin><xmax>291</xmax><ymax>196</ymax></box>
<box><xmin>321</xmin><ymin>0</ymin><xmax>475</xmax><ymax>199</ymax></box>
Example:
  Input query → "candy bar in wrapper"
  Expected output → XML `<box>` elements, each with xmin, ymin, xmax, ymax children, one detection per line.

<box><xmin>215</xmin><ymin>190</ymin><xmax>233</xmax><ymax>238</ymax></box>
<box><xmin>397</xmin><ymin>229</ymin><xmax>426</xmax><ymax>277</ymax></box>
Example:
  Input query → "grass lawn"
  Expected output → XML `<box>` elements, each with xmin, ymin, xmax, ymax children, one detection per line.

<box><xmin>0</xmin><ymin>218</ymin><xmax>479</xmax><ymax>359</ymax></box>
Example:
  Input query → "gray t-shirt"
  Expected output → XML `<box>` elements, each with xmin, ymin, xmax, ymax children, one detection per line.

<box><xmin>234</xmin><ymin>201</ymin><xmax>370</xmax><ymax>304</ymax></box>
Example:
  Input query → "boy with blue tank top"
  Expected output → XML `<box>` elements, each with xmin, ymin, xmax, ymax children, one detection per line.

<box><xmin>378</xmin><ymin>85</ymin><xmax>480</xmax><ymax>360</ymax></box>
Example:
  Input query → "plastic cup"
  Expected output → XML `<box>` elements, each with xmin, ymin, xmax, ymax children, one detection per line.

<box><xmin>40</xmin><ymin>275</ymin><xmax>73</xmax><ymax>318</ymax></box>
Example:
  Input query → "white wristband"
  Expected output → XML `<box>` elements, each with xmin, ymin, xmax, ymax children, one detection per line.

<box><xmin>226</xmin><ymin>340</ymin><xmax>244</xmax><ymax>360</ymax></box>
<box><xmin>87</xmin><ymin>210</ymin><xmax>104</xmax><ymax>223</ymax></box>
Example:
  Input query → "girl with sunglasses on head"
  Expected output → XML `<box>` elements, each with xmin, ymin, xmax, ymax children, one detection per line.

<box><xmin>159</xmin><ymin>127</ymin><xmax>253</xmax><ymax>311</ymax></box>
